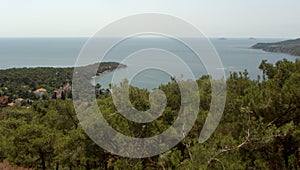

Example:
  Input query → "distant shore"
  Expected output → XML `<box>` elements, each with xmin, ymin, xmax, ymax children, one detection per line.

<box><xmin>251</xmin><ymin>38</ymin><xmax>300</xmax><ymax>56</ymax></box>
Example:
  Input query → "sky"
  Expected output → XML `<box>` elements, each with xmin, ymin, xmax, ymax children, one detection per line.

<box><xmin>0</xmin><ymin>0</ymin><xmax>299</xmax><ymax>38</ymax></box>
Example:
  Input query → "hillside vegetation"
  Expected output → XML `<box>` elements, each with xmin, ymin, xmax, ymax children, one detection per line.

<box><xmin>0</xmin><ymin>62</ymin><xmax>125</xmax><ymax>102</ymax></box>
<box><xmin>0</xmin><ymin>59</ymin><xmax>299</xmax><ymax>169</ymax></box>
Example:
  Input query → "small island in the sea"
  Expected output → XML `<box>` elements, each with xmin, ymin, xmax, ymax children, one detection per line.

<box><xmin>251</xmin><ymin>38</ymin><xmax>300</xmax><ymax>56</ymax></box>
<box><xmin>218</xmin><ymin>37</ymin><xmax>227</xmax><ymax>40</ymax></box>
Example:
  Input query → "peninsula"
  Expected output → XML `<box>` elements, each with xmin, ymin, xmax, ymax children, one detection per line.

<box><xmin>0</xmin><ymin>62</ymin><xmax>126</xmax><ymax>105</ymax></box>
<box><xmin>251</xmin><ymin>38</ymin><xmax>300</xmax><ymax>56</ymax></box>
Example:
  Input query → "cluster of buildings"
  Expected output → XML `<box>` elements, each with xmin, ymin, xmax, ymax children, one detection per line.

<box><xmin>0</xmin><ymin>84</ymin><xmax>72</xmax><ymax>107</ymax></box>
<box><xmin>51</xmin><ymin>84</ymin><xmax>72</xmax><ymax>100</ymax></box>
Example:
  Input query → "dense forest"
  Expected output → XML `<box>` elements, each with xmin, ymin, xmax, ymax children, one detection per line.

<box><xmin>252</xmin><ymin>38</ymin><xmax>300</xmax><ymax>56</ymax></box>
<box><xmin>0</xmin><ymin>59</ymin><xmax>299</xmax><ymax>169</ymax></box>
<box><xmin>0</xmin><ymin>62</ymin><xmax>125</xmax><ymax>103</ymax></box>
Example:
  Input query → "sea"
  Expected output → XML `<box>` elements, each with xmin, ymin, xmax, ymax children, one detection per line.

<box><xmin>0</xmin><ymin>37</ymin><xmax>298</xmax><ymax>90</ymax></box>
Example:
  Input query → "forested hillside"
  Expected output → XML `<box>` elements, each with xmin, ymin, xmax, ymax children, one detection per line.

<box><xmin>0</xmin><ymin>59</ymin><xmax>299</xmax><ymax>169</ymax></box>
<box><xmin>0</xmin><ymin>62</ymin><xmax>125</xmax><ymax>102</ymax></box>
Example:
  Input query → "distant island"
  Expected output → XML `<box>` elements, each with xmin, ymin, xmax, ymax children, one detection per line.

<box><xmin>218</xmin><ymin>37</ymin><xmax>227</xmax><ymax>40</ymax></box>
<box><xmin>251</xmin><ymin>38</ymin><xmax>300</xmax><ymax>56</ymax></box>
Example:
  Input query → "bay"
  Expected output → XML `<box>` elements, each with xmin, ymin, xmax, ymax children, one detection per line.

<box><xmin>0</xmin><ymin>37</ymin><xmax>298</xmax><ymax>90</ymax></box>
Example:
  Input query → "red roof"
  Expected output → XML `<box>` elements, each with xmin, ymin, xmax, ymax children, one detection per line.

<box><xmin>34</xmin><ymin>88</ymin><xmax>47</xmax><ymax>93</ymax></box>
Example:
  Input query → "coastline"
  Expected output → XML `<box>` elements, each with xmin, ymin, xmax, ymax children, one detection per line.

<box><xmin>251</xmin><ymin>38</ymin><xmax>300</xmax><ymax>57</ymax></box>
<box><xmin>92</xmin><ymin>64</ymin><xmax>127</xmax><ymax>80</ymax></box>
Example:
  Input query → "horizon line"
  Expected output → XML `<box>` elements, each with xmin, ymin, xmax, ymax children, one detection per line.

<box><xmin>0</xmin><ymin>36</ymin><xmax>296</xmax><ymax>39</ymax></box>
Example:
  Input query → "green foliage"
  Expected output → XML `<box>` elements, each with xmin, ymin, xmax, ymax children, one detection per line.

<box><xmin>0</xmin><ymin>59</ymin><xmax>299</xmax><ymax>169</ymax></box>
<box><xmin>0</xmin><ymin>62</ymin><xmax>124</xmax><ymax>102</ymax></box>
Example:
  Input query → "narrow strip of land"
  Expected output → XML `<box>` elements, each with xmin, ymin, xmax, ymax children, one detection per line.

<box><xmin>251</xmin><ymin>38</ymin><xmax>300</xmax><ymax>56</ymax></box>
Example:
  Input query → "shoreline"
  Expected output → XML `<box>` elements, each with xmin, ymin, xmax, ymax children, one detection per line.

<box><xmin>251</xmin><ymin>47</ymin><xmax>300</xmax><ymax>57</ymax></box>
<box><xmin>0</xmin><ymin>62</ymin><xmax>127</xmax><ymax>73</ymax></box>
<box><xmin>251</xmin><ymin>38</ymin><xmax>300</xmax><ymax>57</ymax></box>
<box><xmin>92</xmin><ymin>65</ymin><xmax>127</xmax><ymax>80</ymax></box>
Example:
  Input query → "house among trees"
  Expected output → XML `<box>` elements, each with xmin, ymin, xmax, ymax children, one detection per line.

<box><xmin>33</xmin><ymin>88</ymin><xmax>47</xmax><ymax>99</ymax></box>
<box><xmin>51</xmin><ymin>84</ymin><xmax>72</xmax><ymax>100</ymax></box>
<box><xmin>0</xmin><ymin>95</ymin><xmax>9</xmax><ymax>107</ymax></box>
<box><xmin>7</xmin><ymin>98</ymin><xmax>25</xmax><ymax>107</ymax></box>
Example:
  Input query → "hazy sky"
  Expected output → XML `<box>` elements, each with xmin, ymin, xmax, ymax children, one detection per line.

<box><xmin>0</xmin><ymin>0</ymin><xmax>299</xmax><ymax>38</ymax></box>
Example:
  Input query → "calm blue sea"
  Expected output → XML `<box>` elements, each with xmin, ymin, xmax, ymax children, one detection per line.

<box><xmin>0</xmin><ymin>38</ymin><xmax>298</xmax><ymax>89</ymax></box>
